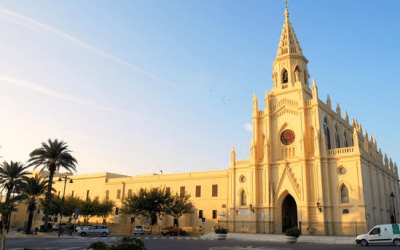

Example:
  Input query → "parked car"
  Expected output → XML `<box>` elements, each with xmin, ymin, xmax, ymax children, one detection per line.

<box><xmin>52</xmin><ymin>223</ymin><xmax>67</xmax><ymax>231</ymax></box>
<box><xmin>133</xmin><ymin>225</ymin><xmax>151</xmax><ymax>235</ymax></box>
<box><xmin>161</xmin><ymin>226</ymin><xmax>187</xmax><ymax>236</ymax></box>
<box><xmin>356</xmin><ymin>224</ymin><xmax>400</xmax><ymax>246</ymax></box>
<box><xmin>39</xmin><ymin>223</ymin><xmax>53</xmax><ymax>232</ymax></box>
<box><xmin>78</xmin><ymin>225</ymin><xmax>110</xmax><ymax>237</ymax></box>
<box><xmin>75</xmin><ymin>224</ymin><xmax>91</xmax><ymax>231</ymax></box>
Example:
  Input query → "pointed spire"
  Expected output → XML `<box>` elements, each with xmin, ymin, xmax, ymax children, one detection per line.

<box><xmin>385</xmin><ymin>154</ymin><xmax>389</xmax><ymax>167</ymax></box>
<box><xmin>336</xmin><ymin>103</ymin><xmax>341</xmax><ymax>116</ymax></box>
<box><xmin>390</xmin><ymin>158</ymin><xmax>394</xmax><ymax>172</ymax></box>
<box><xmin>230</xmin><ymin>145</ymin><xmax>236</xmax><ymax>168</ymax></box>
<box><xmin>344</xmin><ymin>111</ymin><xmax>349</xmax><ymax>123</ymax></box>
<box><xmin>312</xmin><ymin>78</ymin><xmax>318</xmax><ymax>99</ymax></box>
<box><xmin>326</xmin><ymin>95</ymin><xmax>331</xmax><ymax>108</ymax></box>
<box><xmin>276</xmin><ymin>7</ymin><xmax>304</xmax><ymax>59</ymax></box>
<box><xmin>264</xmin><ymin>90</ymin><xmax>270</xmax><ymax>113</ymax></box>
<box><xmin>252</xmin><ymin>93</ymin><xmax>258</xmax><ymax>117</ymax></box>
<box><xmin>353</xmin><ymin>127</ymin><xmax>360</xmax><ymax>153</ymax></box>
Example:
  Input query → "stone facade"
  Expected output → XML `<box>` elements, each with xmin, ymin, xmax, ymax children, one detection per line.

<box><xmin>7</xmin><ymin>8</ymin><xmax>400</xmax><ymax>235</ymax></box>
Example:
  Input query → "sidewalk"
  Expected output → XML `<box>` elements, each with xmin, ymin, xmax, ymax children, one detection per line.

<box><xmin>6</xmin><ymin>231</ymin><xmax>75</xmax><ymax>238</ymax></box>
<box><xmin>200</xmin><ymin>232</ymin><xmax>356</xmax><ymax>245</ymax></box>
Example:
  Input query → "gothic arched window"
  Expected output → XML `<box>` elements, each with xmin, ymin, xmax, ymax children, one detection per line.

<box><xmin>343</xmin><ymin>131</ymin><xmax>348</xmax><ymax>147</ymax></box>
<box><xmin>335</xmin><ymin>125</ymin><xmax>340</xmax><ymax>148</ymax></box>
<box><xmin>241</xmin><ymin>190</ymin><xmax>247</xmax><ymax>206</ymax></box>
<box><xmin>341</xmin><ymin>185</ymin><xmax>349</xmax><ymax>203</ymax></box>
<box><xmin>323</xmin><ymin>118</ymin><xmax>331</xmax><ymax>149</ymax></box>
<box><xmin>282</xmin><ymin>69</ymin><xmax>288</xmax><ymax>83</ymax></box>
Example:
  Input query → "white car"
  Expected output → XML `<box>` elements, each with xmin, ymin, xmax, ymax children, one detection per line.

<box><xmin>356</xmin><ymin>224</ymin><xmax>400</xmax><ymax>246</ymax></box>
<box><xmin>133</xmin><ymin>225</ymin><xmax>151</xmax><ymax>235</ymax></box>
<box><xmin>78</xmin><ymin>225</ymin><xmax>110</xmax><ymax>237</ymax></box>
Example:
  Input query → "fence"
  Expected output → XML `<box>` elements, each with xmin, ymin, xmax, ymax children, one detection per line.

<box><xmin>217</xmin><ymin>220</ymin><xmax>367</xmax><ymax>236</ymax></box>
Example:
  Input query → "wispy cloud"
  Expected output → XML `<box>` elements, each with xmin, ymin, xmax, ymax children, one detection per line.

<box><xmin>244</xmin><ymin>123</ymin><xmax>252</xmax><ymax>132</ymax></box>
<box><xmin>0</xmin><ymin>74</ymin><xmax>150</xmax><ymax>121</ymax></box>
<box><xmin>0</xmin><ymin>6</ymin><xmax>175</xmax><ymax>88</ymax></box>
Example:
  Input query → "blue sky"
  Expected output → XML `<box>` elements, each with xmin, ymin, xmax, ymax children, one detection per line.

<box><xmin>0</xmin><ymin>0</ymin><xmax>399</xmax><ymax>176</ymax></box>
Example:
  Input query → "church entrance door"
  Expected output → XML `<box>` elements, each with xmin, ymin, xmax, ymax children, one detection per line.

<box><xmin>282</xmin><ymin>194</ymin><xmax>297</xmax><ymax>233</ymax></box>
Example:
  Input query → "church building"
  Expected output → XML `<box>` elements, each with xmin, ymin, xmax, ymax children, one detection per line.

<box><xmin>9</xmin><ymin>8</ymin><xmax>400</xmax><ymax>236</ymax></box>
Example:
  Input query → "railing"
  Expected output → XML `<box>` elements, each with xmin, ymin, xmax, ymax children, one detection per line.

<box><xmin>328</xmin><ymin>147</ymin><xmax>354</xmax><ymax>156</ymax></box>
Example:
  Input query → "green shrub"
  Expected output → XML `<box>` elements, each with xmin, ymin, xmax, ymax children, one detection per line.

<box><xmin>284</xmin><ymin>227</ymin><xmax>301</xmax><ymax>238</ymax></box>
<box><xmin>87</xmin><ymin>241</ymin><xmax>109</xmax><ymax>250</ymax></box>
<box><xmin>215</xmin><ymin>227</ymin><xmax>229</xmax><ymax>234</ymax></box>
<box><xmin>87</xmin><ymin>238</ymin><xmax>146</xmax><ymax>250</ymax></box>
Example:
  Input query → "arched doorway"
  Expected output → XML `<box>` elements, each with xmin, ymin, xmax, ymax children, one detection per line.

<box><xmin>282</xmin><ymin>194</ymin><xmax>298</xmax><ymax>233</ymax></box>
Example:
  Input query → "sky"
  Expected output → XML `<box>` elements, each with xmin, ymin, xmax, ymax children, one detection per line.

<box><xmin>0</xmin><ymin>0</ymin><xmax>399</xmax><ymax>177</ymax></box>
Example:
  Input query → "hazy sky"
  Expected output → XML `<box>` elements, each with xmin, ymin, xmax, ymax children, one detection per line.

<box><xmin>1</xmin><ymin>1</ymin><xmax>399</xmax><ymax>177</ymax></box>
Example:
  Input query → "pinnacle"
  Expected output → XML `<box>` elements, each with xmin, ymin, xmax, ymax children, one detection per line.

<box><xmin>276</xmin><ymin>8</ymin><xmax>304</xmax><ymax>58</ymax></box>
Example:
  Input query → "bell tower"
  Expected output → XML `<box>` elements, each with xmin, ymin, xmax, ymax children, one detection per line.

<box><xmin>271</xmin><ymin>8</ymin><xmax>310</xmax><ymax>92</ymax></box>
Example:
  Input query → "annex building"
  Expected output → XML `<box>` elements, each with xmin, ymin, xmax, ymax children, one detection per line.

<box><xmin>9</xmin><ymin>8</ymin><xmax>400</xmax><ymax>236</ymax></box>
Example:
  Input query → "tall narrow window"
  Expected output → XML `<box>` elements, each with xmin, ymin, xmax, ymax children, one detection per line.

<box><xmin>128</xmin><ymin>189</ymin><xmax>132</xmax><ymax>198</ymax></box>
<box><xmin>212</xmin><ymin>185</ymin><xmax>218</xmax><ymax>197</ymax></box>
<box><xmin>241</xmin><ymin>190</ymin><xmax>246</xmax><ymax>206</ymax></box>
<box><xmin>323</xmin><ymin>118</ymin><xmax>331</xmax><ymax>149</ymax></box>
<box><xmin>341</xmin><ymin>185</ymin><xmax>349</xmax><ymax>203</ymax></box>
<box><xmin>115</xmin><ymin>207</ymin><xmax>119</xmax><ymax>215</ymax></box>
<box><xmin>282</xmin><ymin>69</ymin><xmax>288</xmax><ymax>83</ymax></box>
<box><xmin>199</xmin><ymin>210</ymin><xmax>203</xmax><ymax>219</ymax></box>
<box><xmin>180</xmin><ymin>186</ymin><xmax>185</xmax><ymax>198</ymax></box>
<box><xmin>106</xmin><ymin>190</ymin><xmax>109</xmax><ymax>200</ymax></box>
<box><xmin>335</xmin><ymin>125</ymin><xmax>340</xmax><ymax>148</ymax></box>
<box><xmin>196</xmin><ymin>186</ymin><xmax>201</xmax><ymax>197</ymax></box>
<box><xmin>343</xmin><ymin>131</ymin><xmax>348</xmax><ymax>147</ymax></box>
<box><xmin>71</xmin><ymin>191</ymin><xmax>74</xmax><ymax>198</ymax></box>
<box><xmin>117</xmin><ymin>189</ymin><xmax>121</xmax><ymax>199</ymax></box>
<box><xmin>86</xmin><ymin>190</ymin><xmax>90</xmax><ymax>201</ymax></box>
<box><xmin>212</xmin><ymin>210</ymin><xmax>217</xmax><ymax>219</ymax></box>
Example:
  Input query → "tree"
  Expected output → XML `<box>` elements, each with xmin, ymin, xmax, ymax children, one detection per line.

<box><xmin>165</xmin><ymin>193</ymin><xmax>194</xmax><ymax>227</ymax></box>
<box><xmin>62</xmin><ymin>196</ymin><xmax>82</xmax><ymax>218</ymax></box>
<box><xmin>121</xmin><ymin>187</ymin><xmax>172</xmax><ymax>225</ymax></box>
<box><xmin>0</xmin><ymin>161</ymin><xmax>30</xmax><ymax>250</ymax></box>
<box><xmin>28</xmin><ymin>139</ymin><xmax>77</xmax><ymax>230</ymax></box>
<box><xmin>96</xmin><ymin>199</ymin><xmax>115</xmax><ymax>222</ymax></box>
<box><xmin>18</xmin><ymin>173</ymin><xmax>49</xmax><ymax>234</ymax></box>
<box><xmin>80</xmin><ymin>197</ymin><xmax>100</xmax><ymax>223</ymax></box>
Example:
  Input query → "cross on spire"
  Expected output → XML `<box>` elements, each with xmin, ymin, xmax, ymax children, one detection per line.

<box><xmin>283</xmin><ymin>0</ymin><xmax>289</xmax><ymax>9</ymax></box>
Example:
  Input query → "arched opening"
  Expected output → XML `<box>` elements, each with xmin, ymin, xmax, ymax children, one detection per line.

<box><xmin>282</xmin><ymin>69</ymin><xmax>288</xmax><ymax>83</ymax></box>
<box><xmin>282</xmin><ymin>194</ymin><xmax>298</xmax><ymax>233</ymax></box>
<box><xmin>343</xmin><ymin>131</ymin><xmax>348</xmax><ymax>147</ymax></box>
<box><xmin>323</xmin><ymin>118</ymin><xmax>331</xmax><ymax>149</ymax></box>
<box><xmin>241</xmin><ymin>190</ymin><xmax>247</xmax><ymax>206</ymax></box>
<box><xmin>335</xmin><ymin>125</ymin><xmax>340</xmax><ymax>148</ymax></box>
<box><xmin>341</xmin><ymin>185</ymin><xmax>349</xmax><ymax>203</ymax></box>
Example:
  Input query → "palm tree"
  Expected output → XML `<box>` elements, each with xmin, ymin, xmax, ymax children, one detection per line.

<box><xmin>28</xmin><ymin>139</ymin><xmax>77</xmax><ymax>231</ymax></box>
<box><xmin>0</xmin><ymin>161</ymin><xmax>30</xmax><ymax>250</ymax></box>
<box><xmin>18</xmin><ymin>173</ymin><xmax>49</xmax><ymax>234</ymax></box>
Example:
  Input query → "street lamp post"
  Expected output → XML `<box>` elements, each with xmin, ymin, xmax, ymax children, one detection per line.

<box><xmin>391</xmin><ymin>192</ymin><xmax>397</xmax><ymax>223</ymax></box>
<box><xmin>58</xmin><ymin>176</ymin><xmax>73</xmax><ymax>237</ymax></box>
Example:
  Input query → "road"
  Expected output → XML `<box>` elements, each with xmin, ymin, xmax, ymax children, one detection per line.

<box><xmin>1</xmin><ymin>235</ymin><xmax>395</xmax><ymax>250</ymax></box>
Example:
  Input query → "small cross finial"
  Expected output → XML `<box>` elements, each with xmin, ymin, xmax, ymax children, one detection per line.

<box><xmin>283</xmin><ymin>0</ymin><xmax>289</xmax><ymax>9</ymax></box>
